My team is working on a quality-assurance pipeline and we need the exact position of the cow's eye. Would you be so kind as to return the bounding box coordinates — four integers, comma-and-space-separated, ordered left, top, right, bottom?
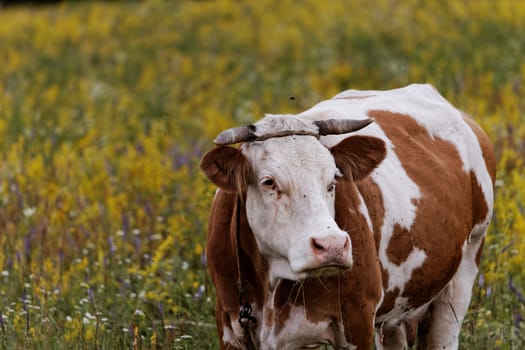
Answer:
263, 179, 274, 186
261, 178, 276, 188
328, 182, 336, 192
260, 177, 281, 195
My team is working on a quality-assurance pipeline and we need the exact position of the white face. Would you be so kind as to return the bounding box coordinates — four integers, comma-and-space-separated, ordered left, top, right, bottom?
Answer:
241, 135, 353, 284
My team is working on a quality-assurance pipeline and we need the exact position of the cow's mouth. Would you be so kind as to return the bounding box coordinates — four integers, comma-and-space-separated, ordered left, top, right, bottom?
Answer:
299, 263, 350, 278
300, 340, 331, 349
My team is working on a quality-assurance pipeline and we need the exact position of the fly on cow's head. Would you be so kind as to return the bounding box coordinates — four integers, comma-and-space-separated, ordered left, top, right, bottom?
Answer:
201, 115, 386, 285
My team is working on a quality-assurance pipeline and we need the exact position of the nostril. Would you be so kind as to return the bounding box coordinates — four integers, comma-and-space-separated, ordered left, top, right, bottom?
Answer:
343, 236, 349, 249
311, 237, 326, 252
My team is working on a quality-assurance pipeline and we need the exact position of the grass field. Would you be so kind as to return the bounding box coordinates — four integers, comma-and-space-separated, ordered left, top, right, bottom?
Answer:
0, 0, 524, 349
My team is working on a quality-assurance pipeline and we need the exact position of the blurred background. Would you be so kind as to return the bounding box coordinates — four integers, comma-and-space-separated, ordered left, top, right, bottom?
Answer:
0, 0, 523, 348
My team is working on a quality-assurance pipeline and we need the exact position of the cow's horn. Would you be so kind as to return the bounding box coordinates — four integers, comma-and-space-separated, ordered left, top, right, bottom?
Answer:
314, 118, 374, 135
213, 125, 256, 145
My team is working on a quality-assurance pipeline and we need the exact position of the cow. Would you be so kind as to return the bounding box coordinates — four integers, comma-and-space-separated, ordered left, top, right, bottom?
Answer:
200, 84, 496, 350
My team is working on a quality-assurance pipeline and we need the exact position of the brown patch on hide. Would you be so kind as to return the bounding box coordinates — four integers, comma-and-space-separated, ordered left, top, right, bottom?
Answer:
369, 110, 472, 309
386, 224, 415, 266
356, 177, 385, 254
376, 287, 400, 316
206, 190, 268, 346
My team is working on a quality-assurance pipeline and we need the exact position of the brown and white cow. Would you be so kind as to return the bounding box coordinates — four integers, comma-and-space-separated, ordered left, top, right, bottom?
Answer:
200, 84, 496, 349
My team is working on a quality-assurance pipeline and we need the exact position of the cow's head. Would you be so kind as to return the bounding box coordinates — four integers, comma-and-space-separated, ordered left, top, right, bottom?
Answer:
201, 115, 386, 284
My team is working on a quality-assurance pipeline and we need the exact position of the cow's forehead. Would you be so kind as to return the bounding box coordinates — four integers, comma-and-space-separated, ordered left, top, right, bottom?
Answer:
242, 136, 337, 182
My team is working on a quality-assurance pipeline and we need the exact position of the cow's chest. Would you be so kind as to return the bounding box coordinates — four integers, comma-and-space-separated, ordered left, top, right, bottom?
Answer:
255, 282, 356, 350
258, 306, 324, 349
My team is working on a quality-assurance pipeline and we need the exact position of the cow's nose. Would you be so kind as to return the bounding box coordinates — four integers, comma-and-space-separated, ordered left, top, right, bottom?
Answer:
310, 234, 350, 266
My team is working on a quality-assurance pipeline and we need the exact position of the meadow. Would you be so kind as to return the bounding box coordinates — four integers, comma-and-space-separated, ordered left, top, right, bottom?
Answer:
0, 0, 524, 348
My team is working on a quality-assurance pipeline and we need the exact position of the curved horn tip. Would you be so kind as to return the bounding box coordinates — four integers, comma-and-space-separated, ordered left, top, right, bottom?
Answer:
213, 133, 231, 146
315, 117, 375, 135
212, 126, 254, 146
360, 118, 375, 127
348, 117, 375, 132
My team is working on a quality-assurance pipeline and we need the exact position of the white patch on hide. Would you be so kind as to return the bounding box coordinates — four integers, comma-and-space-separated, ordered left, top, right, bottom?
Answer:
223, 324, 243, 349
357, 191, 373, 233
260, 304, 355, 350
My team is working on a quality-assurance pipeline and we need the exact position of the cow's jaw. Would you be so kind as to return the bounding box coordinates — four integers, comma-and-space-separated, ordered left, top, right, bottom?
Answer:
267, 258, 352, 287
242, 136, 353, 284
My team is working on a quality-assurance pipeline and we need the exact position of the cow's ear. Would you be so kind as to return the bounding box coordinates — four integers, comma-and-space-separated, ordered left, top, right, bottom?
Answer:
200, 146, 250, 193
331, 136, 386, 181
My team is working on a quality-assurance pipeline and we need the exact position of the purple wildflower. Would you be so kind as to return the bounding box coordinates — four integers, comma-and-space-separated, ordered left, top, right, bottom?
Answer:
194, 285, 205, 302
515, 311, 523, 335
58, 249, 64, 265
24, 234, 31, 257
134, 236, 141, 254
144, 202, 153, 218
88, 288, 95, 305
80, 225, 90, 239
121, 211, 129, 236
129, 322, 135, 339
509, 276, 525, 304
6, 256, 13, 271
108, 236, 116, 255
201, 250, 207, 267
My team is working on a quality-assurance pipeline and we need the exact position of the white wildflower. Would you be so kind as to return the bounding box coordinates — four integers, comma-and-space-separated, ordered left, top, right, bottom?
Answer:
149, 233, 162, 241
134, 309, 145, 317
23, 207, 36, 217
